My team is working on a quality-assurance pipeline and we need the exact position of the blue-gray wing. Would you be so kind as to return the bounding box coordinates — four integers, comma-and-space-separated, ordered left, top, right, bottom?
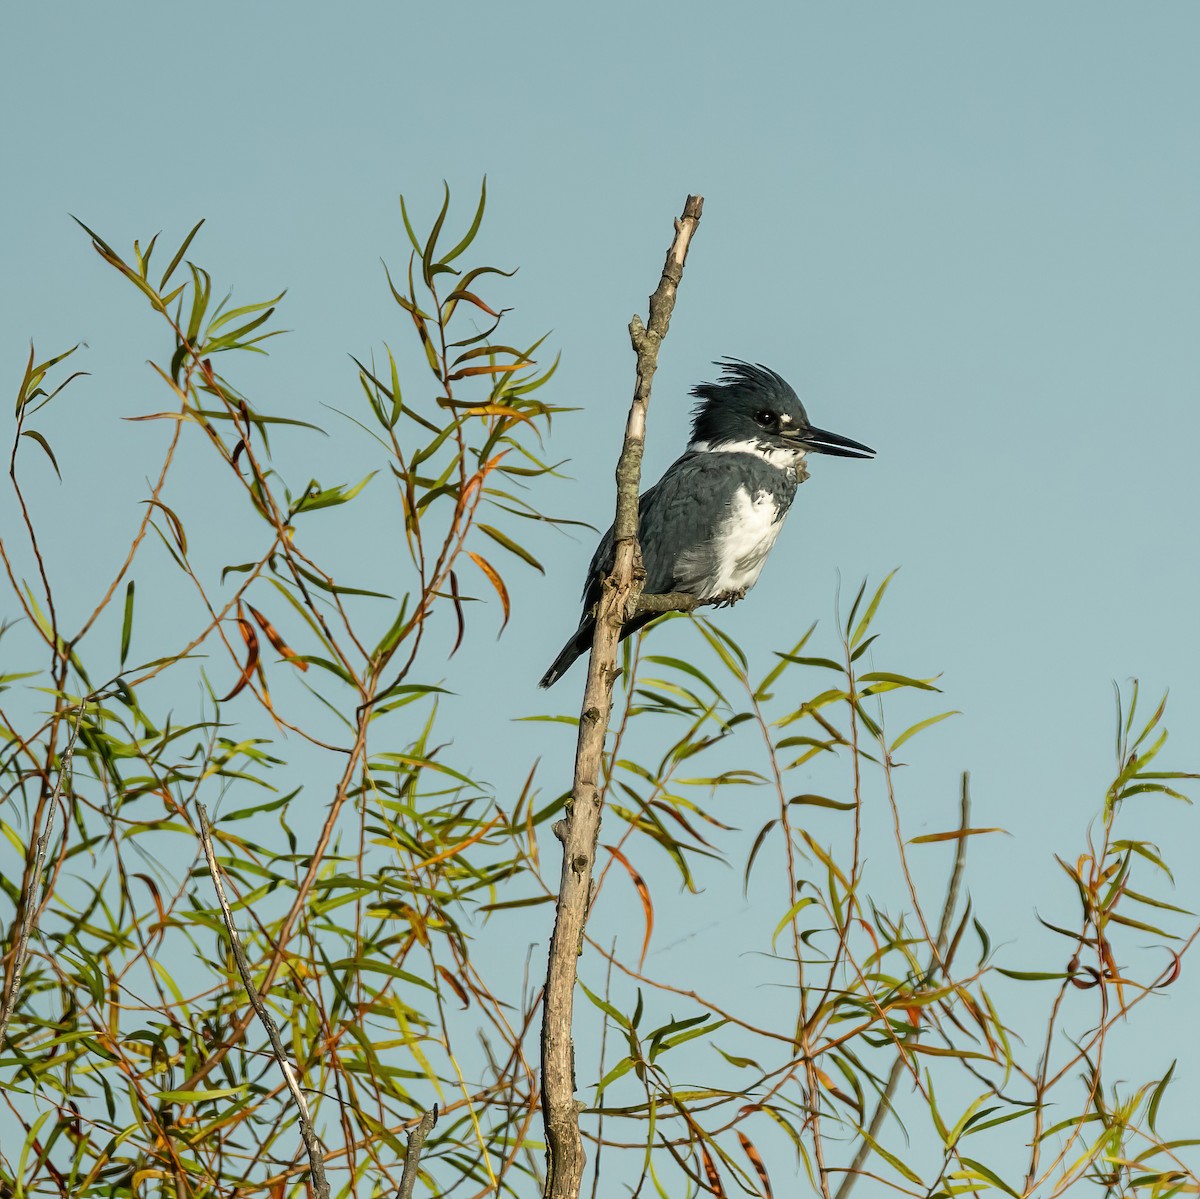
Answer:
540, 452, 795, 688
584, 451, 795, 599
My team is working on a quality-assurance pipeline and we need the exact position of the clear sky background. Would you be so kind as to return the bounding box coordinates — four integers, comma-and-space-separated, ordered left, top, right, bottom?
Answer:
4, 0, 1200, 1186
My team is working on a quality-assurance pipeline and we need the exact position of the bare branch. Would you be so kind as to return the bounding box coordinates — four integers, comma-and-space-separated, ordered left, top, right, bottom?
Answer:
396, 1106, 438, 1199
539, 194, 704, 1199
196, 802, 331, 1199
630, 590, 713, 617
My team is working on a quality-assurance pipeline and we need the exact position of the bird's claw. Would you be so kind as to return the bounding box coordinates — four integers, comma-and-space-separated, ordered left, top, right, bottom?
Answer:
711, 587, 747, 608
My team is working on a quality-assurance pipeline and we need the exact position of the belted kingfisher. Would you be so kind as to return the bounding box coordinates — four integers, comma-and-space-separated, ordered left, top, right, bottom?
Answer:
539, 360, 874, 688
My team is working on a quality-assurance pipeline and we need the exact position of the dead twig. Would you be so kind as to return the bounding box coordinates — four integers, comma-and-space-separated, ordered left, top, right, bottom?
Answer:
539, 194, 704, 1199
396, 1106, 438, 1199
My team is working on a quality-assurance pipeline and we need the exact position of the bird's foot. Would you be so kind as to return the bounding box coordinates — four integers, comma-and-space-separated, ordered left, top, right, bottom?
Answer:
711, 587, 747, 608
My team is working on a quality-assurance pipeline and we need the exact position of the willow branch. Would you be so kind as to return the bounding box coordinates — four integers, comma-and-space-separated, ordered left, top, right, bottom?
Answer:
0, 701, 87, 1047
539, 194, 704, 1199
197, 802, 330, 1199
834, 772, 972, 1199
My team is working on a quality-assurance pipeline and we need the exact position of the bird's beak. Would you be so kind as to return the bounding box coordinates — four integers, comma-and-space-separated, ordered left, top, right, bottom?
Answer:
789, 424, 875, 459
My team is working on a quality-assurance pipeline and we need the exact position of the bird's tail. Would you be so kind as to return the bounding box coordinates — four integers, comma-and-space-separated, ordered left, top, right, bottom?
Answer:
539, 612, 665, 688
538, 619, 594, 689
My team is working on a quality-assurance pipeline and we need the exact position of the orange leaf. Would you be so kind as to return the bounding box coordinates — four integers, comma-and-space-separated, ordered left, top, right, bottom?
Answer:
436, 965, 471, 1009
220, 610, 259, 702
246, 604, 308, 671
815, 1066, 857, 1107
736, 1131, 773, 1199
133, 873, 167, 930
1159, 950, 1183, 988
699, 1143, 726, 1197
604, 844, 653, 969
467, 551, 510, 632
445, 289, 498, 317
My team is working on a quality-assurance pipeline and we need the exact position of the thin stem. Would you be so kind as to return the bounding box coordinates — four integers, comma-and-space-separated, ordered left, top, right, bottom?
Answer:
0, 701, 87, 1046
196, 802, 330, 1199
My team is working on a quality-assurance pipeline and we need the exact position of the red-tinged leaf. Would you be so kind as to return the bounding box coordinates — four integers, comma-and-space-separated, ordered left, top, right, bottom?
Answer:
909, 827, 1007, 845
814, 1066, 857, 1107
1158, 950, 1183, 988
133, 872, 167, 930
444, 288, 499, 317
448, 570, 466, 656
444, 361, 529, 382
467, 551, 510, 632
141, 498, 188, 556
700, 1143, 726, 1197
220, 611, 260, 702
20, 430, 61, 479
436, 965, 470, 1009
246, 604, 308, 671
737, 1132, 772, 1199
231, 438, 246, 471
452, 342, 529, 366
605, 843, 654, 969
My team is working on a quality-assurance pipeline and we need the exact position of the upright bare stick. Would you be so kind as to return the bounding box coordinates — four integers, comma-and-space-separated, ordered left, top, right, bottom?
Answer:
540, 194, 704, 1199
196, 803, 330, 1199
396, 1106, 438, 1199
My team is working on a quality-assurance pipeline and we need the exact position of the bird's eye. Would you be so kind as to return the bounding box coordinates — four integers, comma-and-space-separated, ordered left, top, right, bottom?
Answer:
753, 410, 774, 428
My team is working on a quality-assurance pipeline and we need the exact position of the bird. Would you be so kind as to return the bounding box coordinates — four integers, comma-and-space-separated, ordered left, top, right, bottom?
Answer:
539, 359, 874, 688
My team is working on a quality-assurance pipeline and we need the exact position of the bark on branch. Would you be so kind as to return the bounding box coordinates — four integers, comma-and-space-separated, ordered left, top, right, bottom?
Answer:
396, 1106, 437, 1199
539, 194, 704, 1199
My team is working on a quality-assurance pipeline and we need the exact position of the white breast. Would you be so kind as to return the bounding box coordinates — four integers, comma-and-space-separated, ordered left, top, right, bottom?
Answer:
707, 486, 784, 597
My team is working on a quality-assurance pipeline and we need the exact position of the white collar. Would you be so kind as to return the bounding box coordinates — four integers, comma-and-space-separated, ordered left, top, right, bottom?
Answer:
687, 438, 807, 471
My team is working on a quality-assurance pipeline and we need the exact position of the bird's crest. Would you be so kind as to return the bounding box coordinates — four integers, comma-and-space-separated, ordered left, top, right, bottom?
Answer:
689, 359, 809, 445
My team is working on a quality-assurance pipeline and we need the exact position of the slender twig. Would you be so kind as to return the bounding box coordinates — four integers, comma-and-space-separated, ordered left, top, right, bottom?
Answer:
196, 802, 330, 1199
0, 701, 87, 1047
540, 194, 703, 1199
833, 772, 972, 1199
396, 1106, 438, 1199
589, 939, 618, 1199
631, 590, 712, 617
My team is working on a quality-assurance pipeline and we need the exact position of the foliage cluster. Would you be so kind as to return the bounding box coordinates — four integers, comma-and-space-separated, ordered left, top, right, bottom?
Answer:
1, 188, 1198, 1198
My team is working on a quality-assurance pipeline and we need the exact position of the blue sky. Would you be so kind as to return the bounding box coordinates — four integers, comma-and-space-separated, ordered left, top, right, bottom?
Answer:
4, 0, 1200, 1185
